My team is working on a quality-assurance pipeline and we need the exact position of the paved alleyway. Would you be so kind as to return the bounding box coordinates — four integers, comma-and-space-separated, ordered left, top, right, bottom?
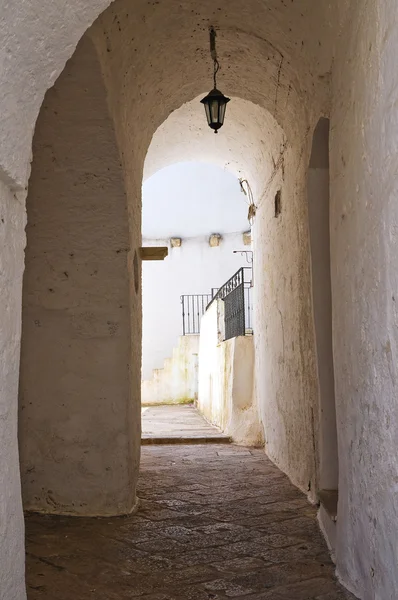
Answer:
26, 445, 354, 600
142, 405, 231, 444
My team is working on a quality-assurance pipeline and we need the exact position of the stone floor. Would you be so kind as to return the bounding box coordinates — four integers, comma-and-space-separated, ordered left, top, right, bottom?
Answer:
141, 405, 230, 444
25, 445, 354, 600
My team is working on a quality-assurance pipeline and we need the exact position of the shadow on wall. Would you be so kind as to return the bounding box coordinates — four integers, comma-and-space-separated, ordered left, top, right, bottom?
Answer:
307, 117, 339, 550
18, 35, 138, 517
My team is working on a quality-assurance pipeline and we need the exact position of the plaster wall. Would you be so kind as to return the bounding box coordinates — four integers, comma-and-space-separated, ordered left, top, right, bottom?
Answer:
142, 335, 199, 405
0, 182, 26, 600
330, 2, 398, 597
140, 92, 324, 502
308, 118, 338, 492
18, 37, 139, 516
0, 0, 341, 191
252, 135, 321, 501
142, 233, 249, 380
198, 302, 262, 446
0, 0, 395, 597
88, 6, 327, 516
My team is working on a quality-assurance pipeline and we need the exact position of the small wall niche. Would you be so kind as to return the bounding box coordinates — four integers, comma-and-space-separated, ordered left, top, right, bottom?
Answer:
133, 250, 140, 294
274, 190, 282, 218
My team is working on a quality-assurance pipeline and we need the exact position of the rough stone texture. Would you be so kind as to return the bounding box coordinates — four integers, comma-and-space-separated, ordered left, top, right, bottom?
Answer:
0, 0, 339, 189
1, 1, 337, 594
0, 0, 397, 598
18, 36, 139, 517
130, 19, 322, 501
25, 445, 355, 600
144, 96, 284, 204
252, 135, 320, 497
331, 2, 398, 597
0, 0, 112, 189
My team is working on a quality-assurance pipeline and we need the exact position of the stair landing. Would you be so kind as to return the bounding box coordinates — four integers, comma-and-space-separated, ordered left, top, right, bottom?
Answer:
141, 404, 231, 445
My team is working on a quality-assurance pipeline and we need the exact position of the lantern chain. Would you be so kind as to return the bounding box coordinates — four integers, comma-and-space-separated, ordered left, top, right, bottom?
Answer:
209, 26, 220, 89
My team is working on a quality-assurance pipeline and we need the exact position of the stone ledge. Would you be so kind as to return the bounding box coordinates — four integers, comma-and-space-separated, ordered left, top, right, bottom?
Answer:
141, 435, 231, 445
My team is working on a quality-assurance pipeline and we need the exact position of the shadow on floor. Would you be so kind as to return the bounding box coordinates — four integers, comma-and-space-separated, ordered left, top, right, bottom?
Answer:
26, 445, 355, 600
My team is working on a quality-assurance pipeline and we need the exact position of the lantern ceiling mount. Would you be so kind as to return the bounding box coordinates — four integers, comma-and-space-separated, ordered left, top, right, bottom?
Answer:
200, 27, 230, 134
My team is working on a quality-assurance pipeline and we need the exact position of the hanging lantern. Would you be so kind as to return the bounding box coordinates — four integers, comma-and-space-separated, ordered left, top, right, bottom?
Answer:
201, 88, 230, 133
201, 27, 230, 134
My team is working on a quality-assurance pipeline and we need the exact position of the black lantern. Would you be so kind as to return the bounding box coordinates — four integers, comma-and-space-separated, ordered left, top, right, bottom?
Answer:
201, 27, 230, 134
201, 88, 230, 133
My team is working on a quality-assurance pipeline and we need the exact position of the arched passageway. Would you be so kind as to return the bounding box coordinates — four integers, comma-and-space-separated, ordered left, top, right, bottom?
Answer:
19, 8, 327, 589
1, 1, 398, 599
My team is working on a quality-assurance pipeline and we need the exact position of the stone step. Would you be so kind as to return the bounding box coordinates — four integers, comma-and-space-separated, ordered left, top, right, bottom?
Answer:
141, 434, 231, 445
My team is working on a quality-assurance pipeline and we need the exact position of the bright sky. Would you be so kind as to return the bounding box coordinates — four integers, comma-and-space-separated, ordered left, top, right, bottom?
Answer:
142, 161, 249, 238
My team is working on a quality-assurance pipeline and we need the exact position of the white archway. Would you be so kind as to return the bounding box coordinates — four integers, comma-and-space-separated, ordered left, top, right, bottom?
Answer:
1, 1, 398, 599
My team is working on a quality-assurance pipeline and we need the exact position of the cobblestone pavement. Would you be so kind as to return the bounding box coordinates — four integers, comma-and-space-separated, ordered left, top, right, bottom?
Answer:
26, 445, 354, 600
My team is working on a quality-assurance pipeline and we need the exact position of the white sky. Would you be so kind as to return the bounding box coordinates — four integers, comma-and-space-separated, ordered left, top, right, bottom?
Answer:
142, 161, 249, 238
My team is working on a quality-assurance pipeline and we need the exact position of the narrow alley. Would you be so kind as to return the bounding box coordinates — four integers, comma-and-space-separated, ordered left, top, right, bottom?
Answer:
4, 2, 398, 598
26, 441, 354, 600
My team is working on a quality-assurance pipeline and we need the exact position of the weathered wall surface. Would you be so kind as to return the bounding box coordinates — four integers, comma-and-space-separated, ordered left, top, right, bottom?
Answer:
141, 77, 324, 501
198, 302, 262, 445
0, 0, 338, 191
0, 0, 112, 189
142, 335, 199, 405
308, 119, 338, 493
0, 182, 26, 599
3, 0, 397, 597
331, 2, 398, 597
252, 134, 321, 501
142, 233, 248, 379
18, 36, 139, 516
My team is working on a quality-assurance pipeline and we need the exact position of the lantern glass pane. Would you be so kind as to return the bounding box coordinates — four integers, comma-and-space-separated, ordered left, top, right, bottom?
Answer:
210, 99, 220, 124
219, 101, 226, 124
204, 102, 211, 125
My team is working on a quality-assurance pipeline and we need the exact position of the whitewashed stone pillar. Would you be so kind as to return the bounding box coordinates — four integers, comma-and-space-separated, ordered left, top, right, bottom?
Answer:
18, 36, 140, 517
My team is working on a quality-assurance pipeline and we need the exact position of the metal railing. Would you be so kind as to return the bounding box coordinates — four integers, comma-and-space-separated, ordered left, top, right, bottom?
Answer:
244, 283, 253, 332
181, 294, 213, 335
207, 267, 253, 340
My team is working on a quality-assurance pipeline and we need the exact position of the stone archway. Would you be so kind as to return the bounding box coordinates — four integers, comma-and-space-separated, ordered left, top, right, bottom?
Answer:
2, 1, 398, 599
4, 3, 333, 596
19, 34, 139, 517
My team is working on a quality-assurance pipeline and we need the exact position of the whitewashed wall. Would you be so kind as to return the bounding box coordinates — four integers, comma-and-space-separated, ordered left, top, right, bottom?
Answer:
330, 3, 398, 597
142, 232, 250, 380
1, 0, 397, 597
142, 335, 199, 404
197, 301, 262, 445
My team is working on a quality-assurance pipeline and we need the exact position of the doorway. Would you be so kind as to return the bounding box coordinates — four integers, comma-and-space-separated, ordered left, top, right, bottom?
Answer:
307, 118, 339, 525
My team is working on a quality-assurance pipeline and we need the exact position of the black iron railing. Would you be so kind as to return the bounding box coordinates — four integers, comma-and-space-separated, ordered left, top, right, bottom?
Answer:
244, 283, 253, 332
181, 294, 213, 335
207, 267, 253, 340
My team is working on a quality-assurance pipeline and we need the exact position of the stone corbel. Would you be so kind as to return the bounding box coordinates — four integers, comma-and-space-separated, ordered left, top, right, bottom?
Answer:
140, 247, 168, 261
